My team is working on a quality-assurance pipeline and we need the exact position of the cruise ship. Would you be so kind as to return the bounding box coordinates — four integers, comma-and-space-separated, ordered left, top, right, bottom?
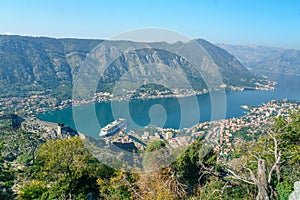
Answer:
99, 118, 127, 137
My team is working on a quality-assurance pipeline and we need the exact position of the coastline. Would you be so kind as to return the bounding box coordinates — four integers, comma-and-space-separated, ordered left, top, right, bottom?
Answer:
53, 83, 276, 112
30, 100, 300, 156
0, 77, 276, 117
37, 89, 294, 138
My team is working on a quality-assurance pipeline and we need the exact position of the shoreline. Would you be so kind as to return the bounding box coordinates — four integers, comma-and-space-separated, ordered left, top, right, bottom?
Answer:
52, 85, 276, 112
32, 99, 300, 145
37, 94, 297, 138
0, 79, 276, 117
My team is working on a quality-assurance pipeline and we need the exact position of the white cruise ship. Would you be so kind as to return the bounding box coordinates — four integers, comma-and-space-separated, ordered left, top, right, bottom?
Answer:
99, 118, 127, 137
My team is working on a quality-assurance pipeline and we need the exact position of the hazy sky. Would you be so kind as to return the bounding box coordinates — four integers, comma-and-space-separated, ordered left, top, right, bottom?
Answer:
1, 0, 300, 48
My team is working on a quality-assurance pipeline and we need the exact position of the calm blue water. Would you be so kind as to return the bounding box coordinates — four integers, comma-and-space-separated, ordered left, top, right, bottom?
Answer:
38, 74, 300, 138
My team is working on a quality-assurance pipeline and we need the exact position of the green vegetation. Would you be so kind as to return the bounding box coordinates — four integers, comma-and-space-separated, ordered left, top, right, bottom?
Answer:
0, 35, 265, 101
52, 82, 73, 102
97, 169, 138, 200
0, 35, 101, 99
0, 140, 15, 199
0, 109, 299, 199
145, 140, 165, 152
18, 137, 114, 199
142, 140, 167, 170
131, 83, 173, 99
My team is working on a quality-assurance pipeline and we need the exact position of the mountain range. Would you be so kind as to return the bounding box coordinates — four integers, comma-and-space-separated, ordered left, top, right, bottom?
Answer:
217, 44, 300, 76
0, 35, 265, 100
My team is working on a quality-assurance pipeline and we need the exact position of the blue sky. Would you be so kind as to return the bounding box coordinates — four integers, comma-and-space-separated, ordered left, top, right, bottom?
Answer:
1, 0, 300, 48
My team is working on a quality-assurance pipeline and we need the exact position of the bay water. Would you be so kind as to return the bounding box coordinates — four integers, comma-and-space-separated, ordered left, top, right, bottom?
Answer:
38, 73, 300, 138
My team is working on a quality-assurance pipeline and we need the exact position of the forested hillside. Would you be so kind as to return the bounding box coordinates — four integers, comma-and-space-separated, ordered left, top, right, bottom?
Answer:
1, 109, 299, 199
0, 35, 266, 100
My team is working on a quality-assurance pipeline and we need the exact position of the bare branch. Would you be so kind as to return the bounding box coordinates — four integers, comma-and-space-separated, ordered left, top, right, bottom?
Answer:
226, 168, 256, 185
246, 167, 270, 200
267, 130, 282, 184
122, 175, 144, 199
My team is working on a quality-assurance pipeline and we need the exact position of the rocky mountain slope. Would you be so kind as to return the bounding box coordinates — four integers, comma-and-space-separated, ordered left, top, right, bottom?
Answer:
0, 35, 264, 100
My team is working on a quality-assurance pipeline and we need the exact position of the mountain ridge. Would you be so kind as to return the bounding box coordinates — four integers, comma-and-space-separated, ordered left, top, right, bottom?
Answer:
217, 43, 300, 76
0, 35, 265, 100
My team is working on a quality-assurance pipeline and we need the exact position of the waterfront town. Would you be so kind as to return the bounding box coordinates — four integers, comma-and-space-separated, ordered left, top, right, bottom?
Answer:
0, 95, 56, 116
0, 80, 275, 117
190, 100, 300, 159
3, 99, 297, 161
99, 100, 299, 160
0, 77, 285, 162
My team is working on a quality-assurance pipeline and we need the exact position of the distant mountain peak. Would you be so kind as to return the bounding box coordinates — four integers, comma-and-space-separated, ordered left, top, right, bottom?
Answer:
218, 43, 300, 76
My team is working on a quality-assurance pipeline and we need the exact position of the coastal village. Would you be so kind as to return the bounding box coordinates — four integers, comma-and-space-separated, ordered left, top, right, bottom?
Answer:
0, 79, 275, 117
0, 94, 58, 116
99, 100, 299, 160
0, 92, 299, 200
2, 99, 297, 162
0, 78, 291, 163
190, 100, 300, 159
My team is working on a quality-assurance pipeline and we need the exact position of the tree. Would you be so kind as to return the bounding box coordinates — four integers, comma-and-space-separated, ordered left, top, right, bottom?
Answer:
0, 142, 15, 199
142, 140, 167, 170
34, 136, 97, 199
146, 140, 165, 152
97, 168, 139, 200
18, 180, 47, 200
138, 139, 217, 199
173, 139, 216, 187
136, 167, 179, 200
225, 109, 300, 200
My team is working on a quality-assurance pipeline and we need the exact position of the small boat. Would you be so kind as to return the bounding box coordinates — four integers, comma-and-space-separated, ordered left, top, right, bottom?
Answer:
241, 105, 249, 110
